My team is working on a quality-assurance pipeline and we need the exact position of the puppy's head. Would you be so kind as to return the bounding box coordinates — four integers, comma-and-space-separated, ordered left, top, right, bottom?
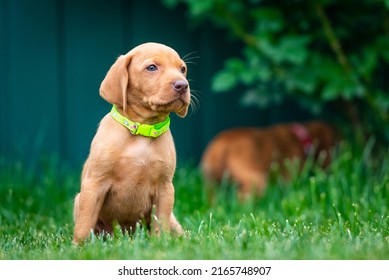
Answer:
99, 42, 191, 119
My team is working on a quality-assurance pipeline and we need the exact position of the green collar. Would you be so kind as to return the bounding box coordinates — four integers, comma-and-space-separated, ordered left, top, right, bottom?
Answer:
110, 105, 170, 138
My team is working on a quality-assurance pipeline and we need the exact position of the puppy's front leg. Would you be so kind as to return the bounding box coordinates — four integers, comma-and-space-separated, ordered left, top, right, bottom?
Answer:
152, 183, 179, 235
73, 183, 108, 244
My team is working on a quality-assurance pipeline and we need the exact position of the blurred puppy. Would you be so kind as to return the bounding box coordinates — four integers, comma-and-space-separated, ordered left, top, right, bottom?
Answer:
201, 121, 336, 199
73, 43, 190, 244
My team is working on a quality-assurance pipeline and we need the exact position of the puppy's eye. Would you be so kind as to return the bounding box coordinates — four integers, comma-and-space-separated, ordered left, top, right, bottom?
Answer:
180, 66, 186, 74
146, 64, 158, 72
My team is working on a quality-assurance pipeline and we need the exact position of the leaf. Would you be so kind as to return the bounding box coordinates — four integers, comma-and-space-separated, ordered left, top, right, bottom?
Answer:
312, 55, 343, 81
212, 70, 238, 92
225, 58, 245, 72
322, 81, 342, 101
285, 67, 317, 95
321, 77, 362, 102
241, 68, 261, 85
252, 8, 284, 33
230, 58, 257, 85
188, 0, 214, 16
375, 35, 389, 62
375, 90, 389, 111
257, 35, 310, 65
353, 47, 378, 80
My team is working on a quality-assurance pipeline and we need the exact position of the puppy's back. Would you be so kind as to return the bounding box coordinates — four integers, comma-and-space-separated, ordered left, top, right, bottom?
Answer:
201, 128, 270, 185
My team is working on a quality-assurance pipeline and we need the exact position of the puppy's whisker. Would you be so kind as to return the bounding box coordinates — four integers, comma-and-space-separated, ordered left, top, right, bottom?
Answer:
184, 57, 200, 62
182, 51, 198, 58
191, 98, 200, 111
191, 90, 201, 99
184, 56, 200, 62
184, 60, 198, 66
183, 51, 200, 67
189, 89, 201, 114
183, 55, 200, 61
189, 102, 198, 116
182, 51, 198, 61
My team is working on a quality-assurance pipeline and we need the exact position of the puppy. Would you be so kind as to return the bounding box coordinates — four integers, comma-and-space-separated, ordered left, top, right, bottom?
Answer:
201, 121, 336, 199
73, 43, 190, 244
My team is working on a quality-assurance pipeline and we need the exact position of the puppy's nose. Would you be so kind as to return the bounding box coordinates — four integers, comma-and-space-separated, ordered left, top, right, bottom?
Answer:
172, 80, 189, 94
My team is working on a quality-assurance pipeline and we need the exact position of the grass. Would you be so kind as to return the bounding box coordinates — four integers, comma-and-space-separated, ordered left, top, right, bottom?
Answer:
0, 141, 388, 260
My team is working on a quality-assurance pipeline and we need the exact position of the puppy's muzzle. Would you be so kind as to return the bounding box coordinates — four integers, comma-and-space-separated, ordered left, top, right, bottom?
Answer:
172, 80, 189, 95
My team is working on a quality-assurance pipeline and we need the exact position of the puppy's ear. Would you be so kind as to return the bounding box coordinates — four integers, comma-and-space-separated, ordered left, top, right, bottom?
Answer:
176, 105, 189, 118
99, 54, 132, 110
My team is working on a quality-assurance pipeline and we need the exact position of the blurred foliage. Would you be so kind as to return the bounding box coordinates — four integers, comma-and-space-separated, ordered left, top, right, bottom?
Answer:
163, 0, 389, 143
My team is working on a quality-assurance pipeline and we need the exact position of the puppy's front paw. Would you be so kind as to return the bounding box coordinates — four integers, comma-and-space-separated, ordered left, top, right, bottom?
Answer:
72, 236, 82, 246
169, 213, 183, 236
172, 223, 184, 236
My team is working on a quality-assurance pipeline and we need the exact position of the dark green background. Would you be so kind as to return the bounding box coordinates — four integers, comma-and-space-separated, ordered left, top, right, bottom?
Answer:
0, 0, 311, 166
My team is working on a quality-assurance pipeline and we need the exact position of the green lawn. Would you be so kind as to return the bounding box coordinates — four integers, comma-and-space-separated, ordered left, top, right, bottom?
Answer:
0, 141, 388, 259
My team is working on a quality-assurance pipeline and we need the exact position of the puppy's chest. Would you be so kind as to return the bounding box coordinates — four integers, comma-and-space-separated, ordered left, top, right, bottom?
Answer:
118, 137, 176, 184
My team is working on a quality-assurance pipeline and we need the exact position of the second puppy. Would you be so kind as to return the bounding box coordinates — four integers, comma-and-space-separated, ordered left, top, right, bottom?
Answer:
201, 121, 336, 199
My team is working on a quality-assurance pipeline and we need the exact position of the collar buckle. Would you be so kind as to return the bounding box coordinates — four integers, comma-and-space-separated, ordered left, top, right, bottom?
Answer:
129, 123, 138, 135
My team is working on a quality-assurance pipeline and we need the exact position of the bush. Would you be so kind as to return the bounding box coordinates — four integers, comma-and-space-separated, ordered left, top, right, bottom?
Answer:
163, 0, 389, 144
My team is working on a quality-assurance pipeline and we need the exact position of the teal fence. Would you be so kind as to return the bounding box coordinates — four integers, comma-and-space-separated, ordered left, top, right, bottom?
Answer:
0, 0, 310, 166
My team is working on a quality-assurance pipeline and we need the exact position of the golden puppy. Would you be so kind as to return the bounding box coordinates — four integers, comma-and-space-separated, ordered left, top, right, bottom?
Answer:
201, 121, 336, 199
73, 43, 190, 244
